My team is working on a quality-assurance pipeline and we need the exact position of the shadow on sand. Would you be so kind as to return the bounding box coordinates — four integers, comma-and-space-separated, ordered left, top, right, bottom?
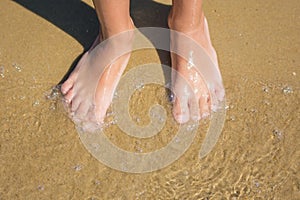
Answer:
13, 0, 172, 84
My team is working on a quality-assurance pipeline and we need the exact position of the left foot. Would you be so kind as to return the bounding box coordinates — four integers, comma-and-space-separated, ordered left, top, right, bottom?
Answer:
169, 13, 224, 123
61, 19, 135, 131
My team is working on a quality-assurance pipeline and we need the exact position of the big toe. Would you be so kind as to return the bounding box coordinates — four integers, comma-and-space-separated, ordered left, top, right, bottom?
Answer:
172, 96, 190, 124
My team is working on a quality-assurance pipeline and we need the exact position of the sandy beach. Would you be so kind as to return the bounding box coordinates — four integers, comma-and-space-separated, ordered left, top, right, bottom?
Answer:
0, 0, 299, 199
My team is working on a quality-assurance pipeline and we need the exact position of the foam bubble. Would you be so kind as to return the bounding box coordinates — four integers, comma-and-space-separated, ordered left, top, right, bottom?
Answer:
0, 65, 4, 78
282, 86, 293, 94
37, 185, 44, 191
262, 86, 269, 93
12, 63, 22, 72
73, 164, 82, 171
32, 100, 40, 107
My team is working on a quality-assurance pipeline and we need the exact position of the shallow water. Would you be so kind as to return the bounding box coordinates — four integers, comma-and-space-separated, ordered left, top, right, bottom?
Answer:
0, 0, 299, 199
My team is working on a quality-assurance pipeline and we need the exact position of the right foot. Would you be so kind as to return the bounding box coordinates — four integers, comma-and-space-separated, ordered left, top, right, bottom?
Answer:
169, 14, 225, 123
61, 19, 135, 130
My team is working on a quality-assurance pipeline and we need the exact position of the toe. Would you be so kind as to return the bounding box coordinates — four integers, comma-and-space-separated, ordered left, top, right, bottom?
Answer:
63, 88, 74, 104
199, 93, 210, 119
188, 95, 200, 121
172, 96, 190, 124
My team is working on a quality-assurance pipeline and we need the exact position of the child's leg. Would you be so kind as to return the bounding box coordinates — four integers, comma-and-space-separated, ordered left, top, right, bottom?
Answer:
61, 0, 133, 126
169, 0, 224, 123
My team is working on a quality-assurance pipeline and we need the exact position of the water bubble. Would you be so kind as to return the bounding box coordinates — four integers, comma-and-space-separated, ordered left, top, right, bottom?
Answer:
94, 180, 101, 185
73, 164, 82, 171
225, 104, 234, 110
12, 63, 22, 72
132, 115, 141, 123
106, 118, 117, 127
111, 119, 118, 125
169, 93, 175, 102
229, 115, 236, 121
187, 124, 197, 131
202, 112, 210, 119
46, 85, 61, 100
106, 111, 115, 117
49, 102, 56, 110
272, 129, 283, 140
113, 91, 119, 99
136, 146, 143, 153
0, 65, 4, 78
254, 180, 260, 187
263, 99, 271, 105
37, 185, 45, 191
136, 82, 145, 91
32, 100, 40, 107
262, 86, 269, 93
282, 86, 293, 94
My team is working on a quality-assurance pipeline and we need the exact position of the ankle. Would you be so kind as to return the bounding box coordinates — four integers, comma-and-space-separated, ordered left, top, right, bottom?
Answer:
101, 17, 134, 39
168, 10, 205, 33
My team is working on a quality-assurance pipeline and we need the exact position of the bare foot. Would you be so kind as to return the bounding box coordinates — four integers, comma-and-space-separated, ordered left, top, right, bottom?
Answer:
169, 15, 225, 123
61, 20, 135, 130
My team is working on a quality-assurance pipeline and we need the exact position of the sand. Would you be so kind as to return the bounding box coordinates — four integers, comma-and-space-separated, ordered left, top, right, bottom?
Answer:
0, 0, 299, 199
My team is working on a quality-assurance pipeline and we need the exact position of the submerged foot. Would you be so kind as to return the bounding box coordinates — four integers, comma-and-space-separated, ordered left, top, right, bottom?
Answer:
61, 19, 134, 130
169, 14, 224, 124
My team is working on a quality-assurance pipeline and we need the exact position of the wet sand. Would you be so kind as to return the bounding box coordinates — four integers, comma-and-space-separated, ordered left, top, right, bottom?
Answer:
0, 0, 299, 199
